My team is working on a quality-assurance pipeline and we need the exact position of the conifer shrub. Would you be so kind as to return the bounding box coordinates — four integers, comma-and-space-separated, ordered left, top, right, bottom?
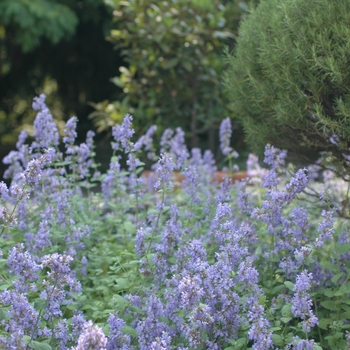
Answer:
224, 0, 350, 176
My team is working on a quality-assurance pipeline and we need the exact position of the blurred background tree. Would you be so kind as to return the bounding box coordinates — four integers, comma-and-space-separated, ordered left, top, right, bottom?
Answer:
0, 0, 255, 179
90, 0, 250, 154
0, 0, 122, 144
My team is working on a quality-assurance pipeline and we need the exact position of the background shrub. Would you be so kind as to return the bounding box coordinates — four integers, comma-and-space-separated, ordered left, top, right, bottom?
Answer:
93, 0, 246, 151
224, 0, 350, 176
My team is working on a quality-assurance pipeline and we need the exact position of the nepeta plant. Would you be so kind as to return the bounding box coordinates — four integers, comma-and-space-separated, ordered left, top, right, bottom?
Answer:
0, 95, 350, 349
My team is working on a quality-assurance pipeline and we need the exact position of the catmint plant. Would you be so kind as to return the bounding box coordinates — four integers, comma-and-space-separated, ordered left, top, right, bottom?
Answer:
1, 94, 350, 349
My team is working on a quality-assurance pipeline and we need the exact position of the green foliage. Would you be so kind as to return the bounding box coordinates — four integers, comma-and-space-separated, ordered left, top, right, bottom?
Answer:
224, 0, 350, 175
0, 0, 78, 52
0, 0, 120, 152
96, 0, 246, 147
0, 78, 66, 145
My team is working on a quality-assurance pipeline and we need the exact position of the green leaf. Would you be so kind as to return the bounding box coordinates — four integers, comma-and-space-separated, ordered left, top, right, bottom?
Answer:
324, 288, 335, 297
113, 278, 130, 291
236, 338, 247, 346
0, 307, 9, 320
163, 57, 179, 69
121, 325, 138, 337
331, 272, 344, 283
65, 303, 78, 311
109, 294, 129, 308
123, 221, 135, 233
159, 315, 170, 324
334, 288, 347, 297
162, 206, 170, 213
321, 300, 337, 310
26, 340, 52, 350
258, 295, 267, 306
272, 284, 284, 294
159, 43, 170, 53
110, 29, 123, 38
336, 243, 350, 254
318, 318, 332, 330
30, 342, 52, 350
280, 317, 292, 323
271, 333, 283, 346
34, 298, 46, 311
254, 245, 262, 256
281, 304, 292, 317
284, 281, 294, 291
323, 263, 338, 273
81, 304, 93, 310
183, 61, 193, 72
129, 304, 144, 315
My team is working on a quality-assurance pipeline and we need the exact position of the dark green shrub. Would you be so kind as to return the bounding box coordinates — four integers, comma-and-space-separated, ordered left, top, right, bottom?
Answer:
224, 0, 350, 175
92, 0, 247, 149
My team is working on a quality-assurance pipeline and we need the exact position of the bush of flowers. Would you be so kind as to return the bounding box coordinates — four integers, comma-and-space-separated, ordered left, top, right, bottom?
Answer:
0, 94, 350, 350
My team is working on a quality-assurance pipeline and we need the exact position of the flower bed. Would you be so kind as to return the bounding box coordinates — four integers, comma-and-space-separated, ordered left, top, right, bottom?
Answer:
0, 95, 349, 349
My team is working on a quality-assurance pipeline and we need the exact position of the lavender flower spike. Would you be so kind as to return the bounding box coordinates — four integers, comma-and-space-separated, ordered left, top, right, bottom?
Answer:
263, 144, 287, 169
63, 116, 78, 145
31, 94, 60, 150
291, 271, 318, 333
32, 93, 47, 111
150, 331, 172, 350
314, 210, 334, 247
19, 148, 53, 188
73, 320, 107, 350
154, 153, 174, 191
219, 117, 233, 156
107, 313, 132, 350
112, 114, 135, 152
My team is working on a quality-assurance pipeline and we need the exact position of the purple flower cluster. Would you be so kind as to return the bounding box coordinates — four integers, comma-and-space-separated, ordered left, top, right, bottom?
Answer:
31, 94, 60, 151
160, 127, 189, 169
263, 144, 287, 187
2, 130, 29, 182
20, 149, 53, 187
1, 95, 346, 349
154, 153, 174, 191
291, 271, 318, 333
0, 290, 40, 348
0, 243, 83, 347
107, 314, 133, 350
314, 210, 334, 247
63, 116, 78, 145
112, 114, 135, 152
136, 295, 171, 349
73, 320, 107, 350
64, 130, 96, 180
7, 243, 40, 291
134, 124, 157, 160
219, 117, 233, 156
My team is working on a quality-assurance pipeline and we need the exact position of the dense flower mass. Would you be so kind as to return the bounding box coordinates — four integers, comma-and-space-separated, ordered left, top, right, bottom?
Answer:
0, 95, 349, 349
